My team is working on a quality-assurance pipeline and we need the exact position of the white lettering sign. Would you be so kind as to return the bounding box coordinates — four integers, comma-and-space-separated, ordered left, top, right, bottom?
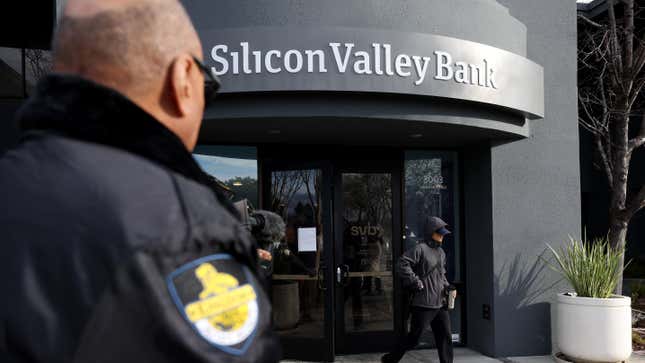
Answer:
211, 42, 498, 89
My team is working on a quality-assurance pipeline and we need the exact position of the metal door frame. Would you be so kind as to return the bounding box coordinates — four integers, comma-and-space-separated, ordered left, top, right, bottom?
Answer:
261, 156, 335, 362
331, 154, 404, 354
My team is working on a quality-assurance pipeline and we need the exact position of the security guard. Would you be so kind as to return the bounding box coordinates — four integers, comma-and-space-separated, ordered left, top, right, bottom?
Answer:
0, 0, 279, 362
382, 216, 454, 363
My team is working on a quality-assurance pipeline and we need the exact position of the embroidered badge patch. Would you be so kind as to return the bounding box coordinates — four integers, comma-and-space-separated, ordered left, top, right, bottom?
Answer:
167, 254, 259, 355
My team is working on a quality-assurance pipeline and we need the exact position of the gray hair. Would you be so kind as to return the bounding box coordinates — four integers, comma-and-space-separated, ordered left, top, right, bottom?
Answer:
53, 0, 199, 94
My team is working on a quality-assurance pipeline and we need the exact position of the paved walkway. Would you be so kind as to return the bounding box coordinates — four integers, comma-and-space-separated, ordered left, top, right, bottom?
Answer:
282, 348, 645, 362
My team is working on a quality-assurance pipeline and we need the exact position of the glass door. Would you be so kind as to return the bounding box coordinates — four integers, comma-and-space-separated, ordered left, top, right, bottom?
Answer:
262, 161, 335, 362
404, 151, 462, 347
333, 165, 403, 354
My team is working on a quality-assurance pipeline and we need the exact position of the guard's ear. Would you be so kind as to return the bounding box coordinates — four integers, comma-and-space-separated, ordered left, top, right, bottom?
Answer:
168, 54, 196, 116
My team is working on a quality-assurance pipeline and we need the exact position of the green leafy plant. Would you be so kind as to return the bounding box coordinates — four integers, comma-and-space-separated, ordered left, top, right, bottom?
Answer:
542, 235, 628, 298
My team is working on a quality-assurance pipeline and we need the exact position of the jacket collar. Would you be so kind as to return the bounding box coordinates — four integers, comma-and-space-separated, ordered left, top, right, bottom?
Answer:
16, 74, 237, 216
425, 240, 442, 249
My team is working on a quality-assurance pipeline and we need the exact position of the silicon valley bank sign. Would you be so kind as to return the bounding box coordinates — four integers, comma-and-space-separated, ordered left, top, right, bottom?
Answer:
203, 27, 544, 118
212, 43, 498, 89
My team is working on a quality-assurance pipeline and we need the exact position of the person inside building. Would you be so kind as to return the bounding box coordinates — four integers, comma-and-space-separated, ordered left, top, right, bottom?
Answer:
0, 0, 281, 362
382, 216, 454, 363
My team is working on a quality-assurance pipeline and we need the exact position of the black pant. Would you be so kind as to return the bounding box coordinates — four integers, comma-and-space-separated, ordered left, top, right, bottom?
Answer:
383, 306, 453, 363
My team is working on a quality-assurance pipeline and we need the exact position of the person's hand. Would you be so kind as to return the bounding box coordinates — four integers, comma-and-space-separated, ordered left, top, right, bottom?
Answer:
258, 249, 272, 261
415, 279, 424, 291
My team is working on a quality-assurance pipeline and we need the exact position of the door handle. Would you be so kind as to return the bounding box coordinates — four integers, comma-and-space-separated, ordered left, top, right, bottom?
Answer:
336, 264, 350, 286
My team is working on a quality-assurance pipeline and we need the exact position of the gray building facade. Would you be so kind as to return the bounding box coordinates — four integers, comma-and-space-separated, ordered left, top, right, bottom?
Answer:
182, 0, 579, 360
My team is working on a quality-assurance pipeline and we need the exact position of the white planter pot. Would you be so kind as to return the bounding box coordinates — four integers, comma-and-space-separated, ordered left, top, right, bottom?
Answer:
556, 293, 632, 362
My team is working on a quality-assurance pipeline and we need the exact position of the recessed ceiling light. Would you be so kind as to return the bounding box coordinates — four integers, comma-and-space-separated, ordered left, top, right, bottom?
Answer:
410, 133, 423, 138
268, 129, 281, 135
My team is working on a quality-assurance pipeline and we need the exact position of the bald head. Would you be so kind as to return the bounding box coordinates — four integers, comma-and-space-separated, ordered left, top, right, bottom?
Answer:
53, 0, 201, 95
51, 0, 208, 151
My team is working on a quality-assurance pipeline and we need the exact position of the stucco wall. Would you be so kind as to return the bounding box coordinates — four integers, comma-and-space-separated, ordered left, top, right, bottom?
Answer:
490, 0, 579, 356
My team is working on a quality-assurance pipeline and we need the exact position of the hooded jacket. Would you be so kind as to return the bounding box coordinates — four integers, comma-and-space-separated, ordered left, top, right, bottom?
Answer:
398, 216, 450, 308
0, 75, 280, 363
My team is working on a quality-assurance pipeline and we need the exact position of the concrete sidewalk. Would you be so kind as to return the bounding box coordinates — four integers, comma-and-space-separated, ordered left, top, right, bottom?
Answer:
282, 348, 645, 362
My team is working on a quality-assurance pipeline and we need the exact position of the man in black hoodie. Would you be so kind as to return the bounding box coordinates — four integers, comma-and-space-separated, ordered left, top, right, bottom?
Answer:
0, 0, 279, 362
382, 216, 454, 363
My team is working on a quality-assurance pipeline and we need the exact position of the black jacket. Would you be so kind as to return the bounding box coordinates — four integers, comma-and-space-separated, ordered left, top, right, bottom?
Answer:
0, 75, 280, 363
399, 241, 450, 308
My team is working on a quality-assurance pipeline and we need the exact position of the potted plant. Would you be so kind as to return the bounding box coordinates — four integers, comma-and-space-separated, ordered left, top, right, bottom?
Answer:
544, 235, 632, 362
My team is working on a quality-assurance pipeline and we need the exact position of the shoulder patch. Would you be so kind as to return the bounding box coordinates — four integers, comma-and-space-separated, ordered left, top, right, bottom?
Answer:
166, 254, 259, 355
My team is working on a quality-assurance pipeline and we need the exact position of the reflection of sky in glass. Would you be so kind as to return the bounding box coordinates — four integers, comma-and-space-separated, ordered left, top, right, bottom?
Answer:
194, 154, 257, 181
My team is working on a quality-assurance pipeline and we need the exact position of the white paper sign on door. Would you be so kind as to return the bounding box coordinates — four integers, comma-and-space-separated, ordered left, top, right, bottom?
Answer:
297, 227, 317, 252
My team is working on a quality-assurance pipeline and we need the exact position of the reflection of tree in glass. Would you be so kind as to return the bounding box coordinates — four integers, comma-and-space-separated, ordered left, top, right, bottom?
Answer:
405, 159, 443, 193
370, 175, 392, 232
405, 158, 444, 240
298, 170, 320, 219
25, 49, 53, 84
299, 170, 323, 271
342, 174, 392, 278
343, 174, 369, 222
271, 171, 305, 219
343, 174, 392, 231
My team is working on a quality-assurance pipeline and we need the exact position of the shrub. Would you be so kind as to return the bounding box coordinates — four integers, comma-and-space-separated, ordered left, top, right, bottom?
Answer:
543, 235, 627, 298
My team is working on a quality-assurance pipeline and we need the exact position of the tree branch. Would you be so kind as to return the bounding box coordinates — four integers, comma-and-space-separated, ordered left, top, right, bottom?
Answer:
629, 113, 645, 152
625, 185, 645, 218
578, 64, 613, 139
608, 0, 625, 91
578, 13, 604, 28
596, 134, 615, 187
598, 68, 612, 135
624, 0, 635, 70
579, 94, 604, 134
632, 42, 645, 79
629, 75, 645, 108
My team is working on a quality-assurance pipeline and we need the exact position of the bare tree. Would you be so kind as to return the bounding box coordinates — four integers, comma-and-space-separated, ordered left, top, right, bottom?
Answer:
299, 169, 323, 271
24, 49, 52, 84
270, 171, 304, 219
578, 0, 645, 293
